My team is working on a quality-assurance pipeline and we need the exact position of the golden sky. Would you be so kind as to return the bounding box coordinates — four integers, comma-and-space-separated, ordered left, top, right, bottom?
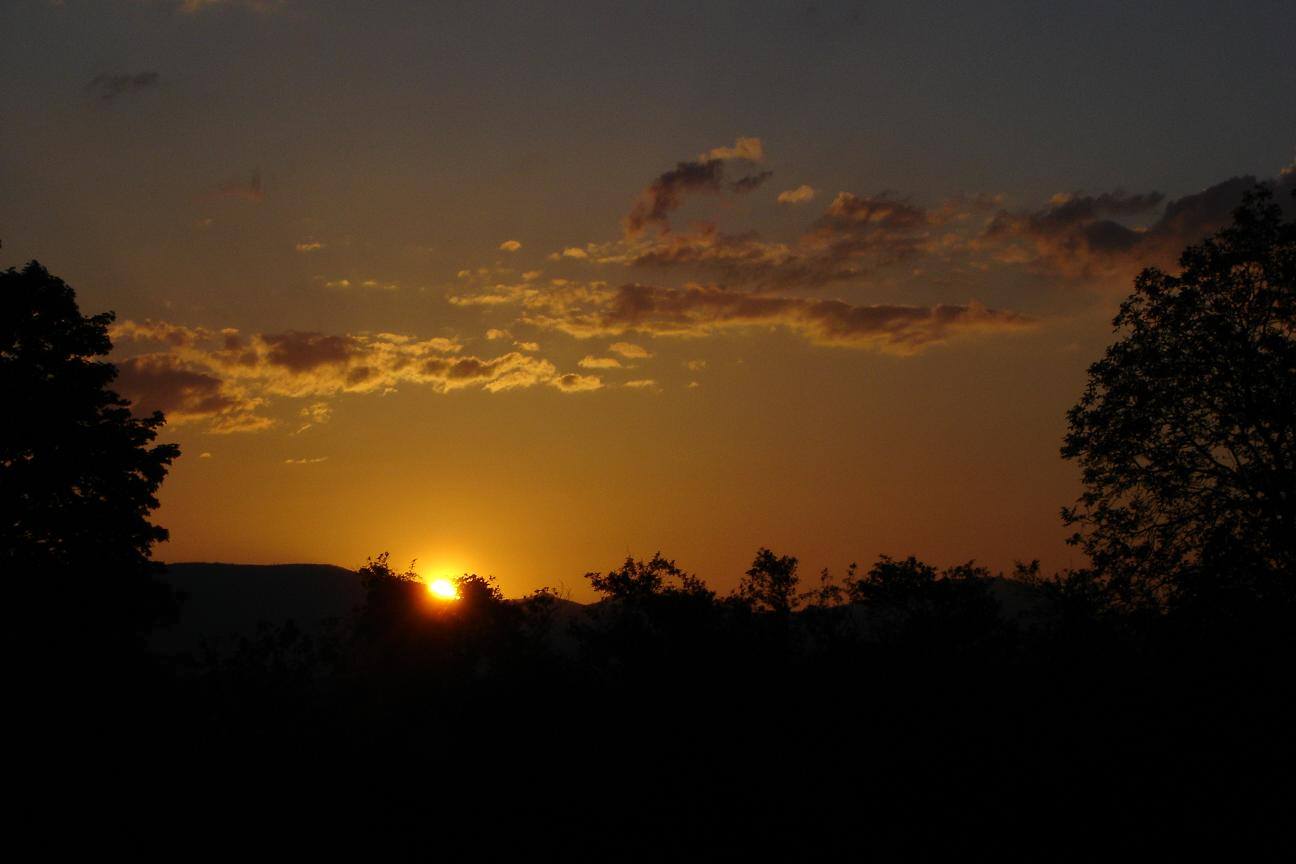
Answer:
3, 0, 1294, 598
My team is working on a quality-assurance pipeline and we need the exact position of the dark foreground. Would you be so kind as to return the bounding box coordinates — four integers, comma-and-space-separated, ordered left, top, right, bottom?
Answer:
14, 558, 1295, 860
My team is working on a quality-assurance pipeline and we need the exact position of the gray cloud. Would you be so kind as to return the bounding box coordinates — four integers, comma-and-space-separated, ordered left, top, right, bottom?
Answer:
85, 71, 159, 102
509, 282, 1034, 355
980, 173, 1296, 278
624, 139, 770, 236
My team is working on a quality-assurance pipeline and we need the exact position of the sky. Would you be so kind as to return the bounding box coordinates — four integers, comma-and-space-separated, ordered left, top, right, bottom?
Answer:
3, 0, 1294, 599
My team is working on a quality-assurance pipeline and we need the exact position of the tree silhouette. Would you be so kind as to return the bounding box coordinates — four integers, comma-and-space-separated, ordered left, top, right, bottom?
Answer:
734, 547, 800, 614
1061, 188, 1296, 613
846, 555, 1000, 645
586, 551, 711, 602
1, 261, 179, 646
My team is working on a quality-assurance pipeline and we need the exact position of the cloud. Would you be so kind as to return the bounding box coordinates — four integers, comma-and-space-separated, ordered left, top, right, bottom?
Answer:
578, 355, 622, 369
217, 169, 263, 201
499, 240, 523, 252
478, 281, 1033, 355
180, 0, 284, 12
293, 400, 332, 433
777, 185, 817, 205
301, 402, 331, 423
623, 379, 659, 390
685, 359, 707, 371
609, 342, 652, 359
702, 137, 765, 163
624, 142, 773, 237
607, 175, 1274, 291
284, 457, 328, 465
553, 373, 604, 393
111, 319, 610, 432
515, 341, 540, 352
295, 241, 325, 253
199, 452, 213, 459
114, 353, 272, 433
85, 72, 159, 102
486, 328, 512, 341
978, 173, 1296, 280
731, 171, 774, 194
606, 191, 969, 288
110, 318, 211, 348
548, 246, 589, 261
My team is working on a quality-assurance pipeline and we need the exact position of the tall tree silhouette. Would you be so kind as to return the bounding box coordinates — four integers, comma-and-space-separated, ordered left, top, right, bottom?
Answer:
1, 262, 179, 647
1061, 188, 1295, 614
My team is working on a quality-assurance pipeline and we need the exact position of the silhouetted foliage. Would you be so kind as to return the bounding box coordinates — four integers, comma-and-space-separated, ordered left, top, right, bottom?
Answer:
847, 555, 1002, 646
1, 261, 179, 648
1063, 188, 1295, 615
734, 547, 800, 613
799, 563, 852, 609
586, 551, 713, 603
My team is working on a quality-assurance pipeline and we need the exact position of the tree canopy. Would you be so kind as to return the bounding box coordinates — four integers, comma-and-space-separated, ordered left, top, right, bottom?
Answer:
1061, 187, 1296, 613
1, 261, 179, 640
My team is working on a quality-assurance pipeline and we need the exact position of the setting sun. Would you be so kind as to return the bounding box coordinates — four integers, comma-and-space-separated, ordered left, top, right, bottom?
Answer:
427, 578, 459, 600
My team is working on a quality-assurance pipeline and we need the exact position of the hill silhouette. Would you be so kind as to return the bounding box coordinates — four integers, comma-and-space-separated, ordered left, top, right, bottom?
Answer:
152, 562, 363, 653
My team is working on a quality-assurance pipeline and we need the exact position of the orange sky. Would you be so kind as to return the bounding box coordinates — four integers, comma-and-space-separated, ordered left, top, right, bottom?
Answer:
3, 0, 1294, 599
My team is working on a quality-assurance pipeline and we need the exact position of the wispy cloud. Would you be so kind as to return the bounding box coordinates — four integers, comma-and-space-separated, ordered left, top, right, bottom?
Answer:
85, 71, 159, 102
448, 278, 1033, 355
217, 169, 263, 201
624, 139, 772, 236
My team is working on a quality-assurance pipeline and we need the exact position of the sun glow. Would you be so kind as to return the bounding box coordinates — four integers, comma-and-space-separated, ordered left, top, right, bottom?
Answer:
427, 578, 459, 600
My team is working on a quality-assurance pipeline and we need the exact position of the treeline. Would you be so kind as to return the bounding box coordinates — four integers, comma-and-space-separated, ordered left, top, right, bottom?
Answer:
132, 545, 1295, 858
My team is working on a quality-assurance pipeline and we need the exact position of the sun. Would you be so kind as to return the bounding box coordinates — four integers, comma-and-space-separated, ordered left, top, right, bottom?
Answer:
427, 578, 459, 600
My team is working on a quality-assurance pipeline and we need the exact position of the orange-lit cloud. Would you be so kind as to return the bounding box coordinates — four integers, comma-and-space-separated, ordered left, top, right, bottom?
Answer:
499, 240, 523, 252
578, 355, 622, 369
777, 185, 817, 205
483, 281, 1035, 354
702, 137, 765, 162
110, 319, 606, 432
609, 342, 652, 359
